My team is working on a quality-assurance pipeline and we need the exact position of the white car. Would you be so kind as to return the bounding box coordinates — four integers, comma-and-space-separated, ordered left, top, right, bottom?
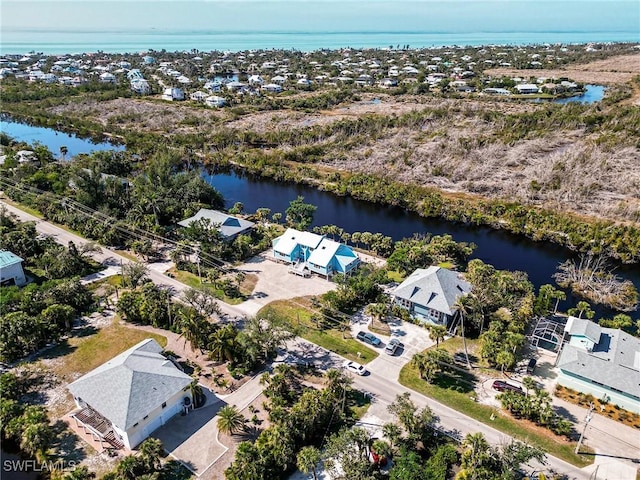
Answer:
342, 360, 367, 376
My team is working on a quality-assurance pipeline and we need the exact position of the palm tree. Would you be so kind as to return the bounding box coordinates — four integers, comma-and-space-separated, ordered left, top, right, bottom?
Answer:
428, 324, 447, 347
217, 405, 246, 435
461, 432, 490, 471
296, 446, 321, 480
138, 437, 164, 472
522, 376, 537, 397
189, 379, 205, 408
209, 324, 237, 362
382, 423, 402, 452
365, 302, 388, 330
63, 466, 96, 480
116, 455, 142, 480
454, 297, 472, 369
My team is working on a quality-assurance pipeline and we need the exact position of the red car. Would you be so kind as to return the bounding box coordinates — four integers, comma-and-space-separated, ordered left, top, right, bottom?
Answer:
492, 380, 524, 394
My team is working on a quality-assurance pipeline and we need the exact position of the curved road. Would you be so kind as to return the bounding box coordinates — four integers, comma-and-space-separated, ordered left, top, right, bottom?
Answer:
2, 200, 631, 480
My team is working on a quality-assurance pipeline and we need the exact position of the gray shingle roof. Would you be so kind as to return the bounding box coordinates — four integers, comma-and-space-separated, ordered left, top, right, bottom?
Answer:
557, 324, 640, 399
68, 339, 192, 430
178, 209, 255, 239
565, 316, 602, 344
392, 266, 471, 316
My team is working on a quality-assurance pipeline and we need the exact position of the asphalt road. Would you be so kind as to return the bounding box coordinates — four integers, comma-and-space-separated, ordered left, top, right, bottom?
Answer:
2, 200, 631, 480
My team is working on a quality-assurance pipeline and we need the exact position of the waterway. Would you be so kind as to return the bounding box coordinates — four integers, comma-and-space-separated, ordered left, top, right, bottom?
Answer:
555, 84, 605, 104
0, 118, 124, 158
1, 119, 638, 317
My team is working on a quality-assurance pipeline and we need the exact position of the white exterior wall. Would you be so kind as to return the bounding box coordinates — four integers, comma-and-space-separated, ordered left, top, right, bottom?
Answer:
557, 370, 640, 414
0, 261, 27, 286
122, 387, 190, 449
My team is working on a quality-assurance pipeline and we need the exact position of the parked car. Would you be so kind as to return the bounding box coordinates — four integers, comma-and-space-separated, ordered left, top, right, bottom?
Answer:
343, 360, 367, 376
356, 331, 381, 346
526, 358, 537, 374
492, 380, 524, 394
385, 338, 401, 355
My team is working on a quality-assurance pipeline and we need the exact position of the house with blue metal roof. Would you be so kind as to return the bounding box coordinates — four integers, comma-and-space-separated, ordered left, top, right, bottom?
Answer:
0, 250, 27, 287
272, 228, 360, 278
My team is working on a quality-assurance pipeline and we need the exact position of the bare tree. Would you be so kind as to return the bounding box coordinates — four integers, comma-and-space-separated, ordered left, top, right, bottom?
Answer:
554, 254, 638, 311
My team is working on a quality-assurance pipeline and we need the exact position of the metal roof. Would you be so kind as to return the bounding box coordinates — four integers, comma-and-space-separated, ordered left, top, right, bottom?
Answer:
272, 228, 323, 255
178, 209, 255, 239
68, 339, 192, 431
0, 250, 23, 268
392, 266, 471, 316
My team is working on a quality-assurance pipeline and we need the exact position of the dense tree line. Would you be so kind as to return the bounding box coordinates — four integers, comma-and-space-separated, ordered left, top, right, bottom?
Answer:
0, 372, 55, 464
0, 216, 94, 362
117, 285, 292, 376
224, 367, 355, 480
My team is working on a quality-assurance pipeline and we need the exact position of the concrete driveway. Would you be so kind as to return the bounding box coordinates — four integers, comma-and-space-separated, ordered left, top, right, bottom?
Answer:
350, 313, 435, 381
235, 251, 336, 316
152, 389, 226, 476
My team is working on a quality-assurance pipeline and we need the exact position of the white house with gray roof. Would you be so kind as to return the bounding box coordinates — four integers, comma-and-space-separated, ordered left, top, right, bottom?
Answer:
68, 339, 193, 450
392, 266, 471, 325
178, 208, 255, 240
556, 317, 640, 413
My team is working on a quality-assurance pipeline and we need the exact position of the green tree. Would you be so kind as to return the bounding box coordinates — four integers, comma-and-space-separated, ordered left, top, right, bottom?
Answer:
138, 437, 164, 472
427, 324, 447, 347
297, 446, 321, 480
121, 262, 149, 288
285, 196, 317, 230
324, 427, 376, 480
217, 405, 245, 435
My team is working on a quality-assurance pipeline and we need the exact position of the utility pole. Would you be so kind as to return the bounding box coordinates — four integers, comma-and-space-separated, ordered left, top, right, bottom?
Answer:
575, 402, 595, 454
194, 244, 202, 284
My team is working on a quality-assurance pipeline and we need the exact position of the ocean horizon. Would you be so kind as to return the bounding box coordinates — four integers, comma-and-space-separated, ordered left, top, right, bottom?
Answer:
1, 1, 639, 55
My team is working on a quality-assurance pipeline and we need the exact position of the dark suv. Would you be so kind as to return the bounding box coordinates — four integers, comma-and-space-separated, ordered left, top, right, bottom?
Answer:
492, 380, 524, 394
356, 331, 381, 346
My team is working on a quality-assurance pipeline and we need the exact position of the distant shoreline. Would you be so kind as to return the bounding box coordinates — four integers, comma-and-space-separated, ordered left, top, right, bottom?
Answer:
2, 32, 639, 56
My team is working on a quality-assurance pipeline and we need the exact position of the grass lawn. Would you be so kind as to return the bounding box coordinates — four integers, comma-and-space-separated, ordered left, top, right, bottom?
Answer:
50, 321, 167, 381
258, 298, 378, 364
399, 361, 594, 467
1, 197, 44, 218
169, 267, 248, 305
386, 270, 405, 283
114, 249, 139, 262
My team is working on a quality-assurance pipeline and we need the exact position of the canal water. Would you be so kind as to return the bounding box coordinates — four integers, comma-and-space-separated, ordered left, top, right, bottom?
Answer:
1, 118, 638, 317
0, 118, 125, 158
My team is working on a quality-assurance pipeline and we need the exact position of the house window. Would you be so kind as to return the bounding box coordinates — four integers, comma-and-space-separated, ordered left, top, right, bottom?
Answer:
162, 402, 167, 409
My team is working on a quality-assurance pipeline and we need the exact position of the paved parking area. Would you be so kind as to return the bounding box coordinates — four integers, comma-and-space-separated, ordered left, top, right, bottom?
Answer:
235, 251, 337, 316
349, 312, 435, 380
152, 389, 225, 476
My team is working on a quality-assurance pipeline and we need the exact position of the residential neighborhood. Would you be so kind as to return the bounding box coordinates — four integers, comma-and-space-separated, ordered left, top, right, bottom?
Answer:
0, 196, 638, 480
0, 20, 639, 480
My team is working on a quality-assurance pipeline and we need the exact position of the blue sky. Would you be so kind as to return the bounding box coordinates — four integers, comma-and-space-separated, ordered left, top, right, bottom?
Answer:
3, 1, 638, 31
